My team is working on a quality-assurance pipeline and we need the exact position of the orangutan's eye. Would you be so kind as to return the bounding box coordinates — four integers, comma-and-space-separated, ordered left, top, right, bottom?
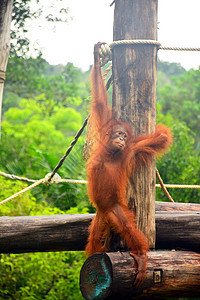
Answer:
116, 131, 122, 136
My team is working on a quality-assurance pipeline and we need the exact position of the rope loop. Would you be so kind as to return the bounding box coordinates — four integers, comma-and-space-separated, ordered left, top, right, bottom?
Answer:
99, 43, 112, 66
99, 40, 161, 66
99, 40, 200, 66
44, 173, 61, 185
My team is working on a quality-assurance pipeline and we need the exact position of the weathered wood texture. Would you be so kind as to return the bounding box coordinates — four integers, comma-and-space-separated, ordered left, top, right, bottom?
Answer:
155, 200, 200, 211
0, 0, 13, 125
80, 251, 200, 299
156, 211, 200, 251
0, 209, 199, 253
112, 0, 158, 247
0, 214, 94, 253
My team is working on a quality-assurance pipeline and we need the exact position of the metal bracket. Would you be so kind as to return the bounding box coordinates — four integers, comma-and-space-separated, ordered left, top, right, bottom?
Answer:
153, 269, 162, 284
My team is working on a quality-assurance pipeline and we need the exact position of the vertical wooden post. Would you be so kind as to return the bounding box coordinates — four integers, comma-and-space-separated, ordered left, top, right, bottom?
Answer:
0, 0, 13, 132
112, 0, 158, 247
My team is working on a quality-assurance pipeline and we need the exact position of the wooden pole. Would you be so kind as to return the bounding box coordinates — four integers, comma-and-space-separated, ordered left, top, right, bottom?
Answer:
0, 0, 13, 131
80, 251, 200, 299
112, 0, 158, 247
0, 211, 199, 253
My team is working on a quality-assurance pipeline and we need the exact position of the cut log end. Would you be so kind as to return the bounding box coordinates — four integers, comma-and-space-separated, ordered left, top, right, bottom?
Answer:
80, 253, 113, 300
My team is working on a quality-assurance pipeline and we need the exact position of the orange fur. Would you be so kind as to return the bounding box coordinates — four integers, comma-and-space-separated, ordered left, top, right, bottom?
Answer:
86, 43, 172, 287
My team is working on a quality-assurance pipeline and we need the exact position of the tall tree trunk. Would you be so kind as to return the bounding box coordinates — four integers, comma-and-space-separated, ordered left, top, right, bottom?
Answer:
0, 0, 13, 132
112, 0, 158, 247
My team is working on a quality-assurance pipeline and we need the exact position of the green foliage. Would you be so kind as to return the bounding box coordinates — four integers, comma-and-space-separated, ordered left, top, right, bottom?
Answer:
5, 57, 89, 111
157, 71, 171, 89
1, 117, 66, 174
158, 68, 200, 145
11, 0, 35, 56
34, 147, 88, 212
156, 105, 200, 203
1, 91, 21, 113
0, 177, 63, 217
5, 55, 47, 100
158, 60, 186, 77
0, 251, 85, 300
1, 82, 89, 211
36, 65, 85, 108
0, 178, 85, 299
157, 61, 186, 99
50, 107, 82, 134
0, 100, 88, 211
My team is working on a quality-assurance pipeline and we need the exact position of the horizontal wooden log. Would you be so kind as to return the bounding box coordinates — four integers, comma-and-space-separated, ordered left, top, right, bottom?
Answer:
0, 210, 199, 253
156, 211, 200, 251
0, 214, 94, 253
155, 201, 200, 211
80, 251, 200, 299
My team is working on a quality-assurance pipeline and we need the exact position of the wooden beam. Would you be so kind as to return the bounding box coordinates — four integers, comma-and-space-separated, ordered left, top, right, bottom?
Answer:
0, 210, 199, 253
155, 201, 200, 211
80, 251, 200, 299
156, 211, 200, 251
0, 214, 94, 253
112, 0, 158, 247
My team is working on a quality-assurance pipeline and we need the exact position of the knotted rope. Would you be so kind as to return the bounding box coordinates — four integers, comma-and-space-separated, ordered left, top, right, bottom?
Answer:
99, 40, 200, 66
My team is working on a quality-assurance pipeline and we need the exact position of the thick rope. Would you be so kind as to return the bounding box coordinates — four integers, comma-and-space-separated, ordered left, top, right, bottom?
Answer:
0, 171, 36, 183
155, 183, 200, 189
99, 41, 200, 66
110, 39, 161, 48
59, 179, 87, 184
111, 40, 200, 51
1, 173, 199, 206
0, 170, 199, 189
99, 44, 112, 66
0, 179, 44, 206
160, 46, 200, 51
0, 169, 199, 206
0, 173, 88, 206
